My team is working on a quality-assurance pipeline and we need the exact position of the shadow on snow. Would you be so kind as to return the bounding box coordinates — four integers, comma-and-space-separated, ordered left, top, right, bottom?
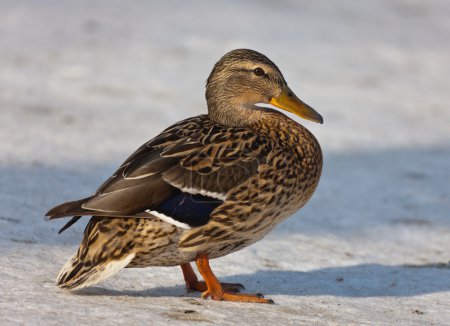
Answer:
75, 262, 450, 298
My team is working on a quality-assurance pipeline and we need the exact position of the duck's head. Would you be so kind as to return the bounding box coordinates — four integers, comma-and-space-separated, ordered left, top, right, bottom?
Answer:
206, 49, 323, 127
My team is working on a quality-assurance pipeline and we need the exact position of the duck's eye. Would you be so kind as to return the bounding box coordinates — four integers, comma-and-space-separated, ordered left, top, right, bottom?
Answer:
253, 67, 265, 76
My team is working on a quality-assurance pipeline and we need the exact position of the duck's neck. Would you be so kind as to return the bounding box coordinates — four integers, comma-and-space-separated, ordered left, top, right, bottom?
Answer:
208, 104, 299, 132
207, 102, 266, 127
252, 109, 319, 149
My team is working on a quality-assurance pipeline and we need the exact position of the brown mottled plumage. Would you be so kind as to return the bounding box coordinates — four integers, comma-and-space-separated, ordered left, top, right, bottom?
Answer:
47, 49, 323, 304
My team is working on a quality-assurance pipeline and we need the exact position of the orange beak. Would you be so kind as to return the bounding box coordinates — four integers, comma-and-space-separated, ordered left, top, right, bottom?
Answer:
270, 86, 323, 124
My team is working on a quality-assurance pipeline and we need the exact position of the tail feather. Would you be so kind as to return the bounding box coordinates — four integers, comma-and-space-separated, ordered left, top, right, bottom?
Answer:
46, 197, 94, 219
58, 216, 82, 234
56, 217, 137, 290
56, 253, 135, 290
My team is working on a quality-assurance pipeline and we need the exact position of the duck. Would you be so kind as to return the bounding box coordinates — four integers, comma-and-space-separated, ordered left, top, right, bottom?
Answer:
46, 49, 323, 304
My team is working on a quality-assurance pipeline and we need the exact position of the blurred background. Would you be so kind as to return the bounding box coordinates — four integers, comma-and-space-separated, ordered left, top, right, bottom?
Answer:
0, 0, 449, 324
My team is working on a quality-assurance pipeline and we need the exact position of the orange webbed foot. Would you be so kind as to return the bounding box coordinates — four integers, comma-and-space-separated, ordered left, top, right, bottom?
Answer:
180, 254, 274, 304
201, 289, 274, 304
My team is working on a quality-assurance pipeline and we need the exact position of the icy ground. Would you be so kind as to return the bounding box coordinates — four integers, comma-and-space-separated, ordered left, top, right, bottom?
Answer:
1, 0, 449, 325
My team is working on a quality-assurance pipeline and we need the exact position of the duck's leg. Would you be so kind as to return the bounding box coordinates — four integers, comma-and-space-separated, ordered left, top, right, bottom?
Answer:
181, 263, 206, 291
180, 262, 244, 293
194, 253, 274, 304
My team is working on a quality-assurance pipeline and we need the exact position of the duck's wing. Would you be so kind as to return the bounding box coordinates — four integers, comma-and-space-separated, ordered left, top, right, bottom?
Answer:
46, 115, 272, 231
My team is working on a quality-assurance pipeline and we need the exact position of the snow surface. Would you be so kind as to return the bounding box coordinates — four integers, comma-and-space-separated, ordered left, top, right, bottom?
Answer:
1, 0, 449, 325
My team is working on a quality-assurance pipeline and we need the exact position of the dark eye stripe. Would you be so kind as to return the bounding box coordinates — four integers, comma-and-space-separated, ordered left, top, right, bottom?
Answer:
230, 67, 268, 78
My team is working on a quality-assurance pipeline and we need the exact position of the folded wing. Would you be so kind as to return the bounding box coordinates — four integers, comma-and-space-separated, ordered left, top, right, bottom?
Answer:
46, 115, 271, 231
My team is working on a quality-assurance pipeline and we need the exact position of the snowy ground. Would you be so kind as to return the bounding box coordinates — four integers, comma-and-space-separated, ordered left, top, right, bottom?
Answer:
1, 0, 449, 325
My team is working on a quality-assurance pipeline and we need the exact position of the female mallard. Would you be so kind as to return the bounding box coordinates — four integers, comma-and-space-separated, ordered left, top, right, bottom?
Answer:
47, 49, 323, 304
